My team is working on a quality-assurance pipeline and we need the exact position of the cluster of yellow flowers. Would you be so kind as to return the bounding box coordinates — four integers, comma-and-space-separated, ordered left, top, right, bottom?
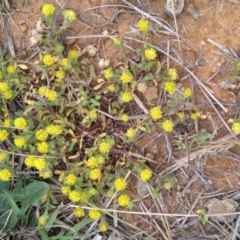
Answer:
0, 80, 13, 99
0, 168, 12, 181
38, 86, 57, 101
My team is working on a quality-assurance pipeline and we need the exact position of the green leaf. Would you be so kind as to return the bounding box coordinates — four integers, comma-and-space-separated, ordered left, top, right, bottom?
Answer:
39, 229, 51, 240
0, 180, 10, 194
45, 203, 63, 232
65, 218, 94, 236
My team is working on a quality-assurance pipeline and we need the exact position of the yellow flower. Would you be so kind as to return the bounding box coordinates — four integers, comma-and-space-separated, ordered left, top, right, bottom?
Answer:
43, 55, 54, 66
99, 222, 108, 232
97, 156, 105, 164
68, 50, 79, 59
125, 128, 136, 138
144, 48, 157, 60
89, 209, 101, 220
65, 174, 77, 185
42, 4, 55, 16
38, 86, 47, 95
3, 90, 13, 99
150, 106, 162, 121
46, 125, 62, 135
168, 68, 178, 81
232, 122, 240, 134
89, 188, 97, 196
37, 141, 49, 153
114, 178, 127, 191
81, 192, 89, 202
107, 84, 115, 92
38, 215, 48, 226
63, 10, 77, 22
164, 81, 176, 94
14, 117, 27, 129
104, 68, 114, 80
69, 190, 81, 202
162, 119, 174, 133
45, 89, 57, 101
0, 129, 9, 141
86, 157, 99, 168
121, 114, 129, 122
113, 38, 122, 46
140, 169, 152, 182
40, 169, 53, 179
73, 207, 85, 218
89, 109, 97, 119
117, 194, 130, 207
6, 65, 16, 74
120, 69, 133, 84
0, 82, 8, 92
90, 169, 101, 180
61, 186, 71, 196
3, 119, 11, 127
0, 169, 12, 181
177, 112, 185, 121
0, 153, 8, 162
183, 88, 192, 98
61, 58, 69, 67
121, 92, 133, 102
34, 158, 47, 171
99, 142, 110, 154
55, 70, 65, 80
24, 156, 35, 167
191, 113, 198, 121
36, 129, 49, 141
14, 136, 25, 147
137, 18, 149, 33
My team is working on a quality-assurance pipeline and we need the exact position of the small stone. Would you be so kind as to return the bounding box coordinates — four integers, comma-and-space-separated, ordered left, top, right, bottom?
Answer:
98, 58, 110, 68
86, 45, 98, 57
137, 82, 147, 93
19, 24, 28, 33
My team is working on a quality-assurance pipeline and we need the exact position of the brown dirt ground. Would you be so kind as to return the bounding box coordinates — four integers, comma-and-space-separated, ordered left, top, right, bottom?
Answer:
2, 0, 240, 239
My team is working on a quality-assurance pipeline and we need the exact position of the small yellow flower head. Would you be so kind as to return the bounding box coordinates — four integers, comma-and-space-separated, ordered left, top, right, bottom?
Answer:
150, 106, 163, 121
121, 114, 129, 122
97, 156, 105, 164
69, 190, 81, 202
162, 119, 174, 133
45, 89, 57, 101
38, 215, 48, 226
177, 112, 185, 121
46, 125, 62, 135
190, 113, 198, 121
114, 178, 127, 191
117, 194, 131, 207
6, 65, 16, 74
113, 38, 122, 46
3, 90, 13, 99
86, 157, 99, 168
89, 109, 97, 119
14, 136, 25, 147
99, 222, 108, 232
164, 81, 176, 94
61, 58, 69, 67
90, 169, 101, 180
81, 192, 89, 202
14, 117, 27, 129
68, 50, 79, 59
43, 55, 54, 66
38, 86, 48, 96
73, 207, 85, 218
3, 119, 11, 127
183, 88, 192, 98
55, 70, 65, 80
0, 129, 9, 141
42, 4, 55, 16
168, 68, 178, 81
107, 84, 116, 92
232, 122, 240, 134
0, 153, 8, 162
137, 18, 149, 33
65, 174, 77, 186
89, 188, 97, 196
0, 71, 3, 79
24, 156, 35, 167
36, 129, 49, 141
99, 142, 110, 154
63, 10, 77, 22
37, 141, 49, 153
0, 169, 12, 181
125, 128, 136, 138
40, 169, 53, 179
121, 92, 133, 103
34, 158, 47, 171
140, 169, 152, 182
120, 69, 133, 84
104, 68, 114, 80
89, 209, 101, 220
0, 82, 8, 92
144, 48, 157, 60
61, 185, 71, 196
